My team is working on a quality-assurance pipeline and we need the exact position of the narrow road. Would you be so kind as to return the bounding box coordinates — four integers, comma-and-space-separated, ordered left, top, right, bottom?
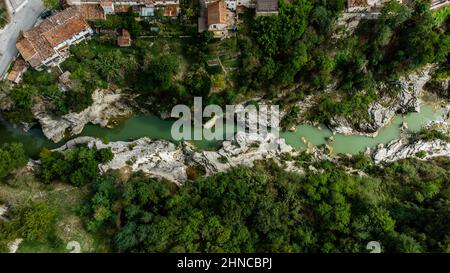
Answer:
0, 0, 44, 77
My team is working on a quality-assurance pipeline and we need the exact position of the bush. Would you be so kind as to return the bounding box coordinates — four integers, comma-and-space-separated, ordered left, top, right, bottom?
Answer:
0, 201, 57, 251
38, 146, 113, 186
0, 143, 28, 179
415, 150, 427, 159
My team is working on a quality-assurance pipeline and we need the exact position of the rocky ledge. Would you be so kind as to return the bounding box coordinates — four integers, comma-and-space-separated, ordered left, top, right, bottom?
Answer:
329, 66, 434, 136
55, 132, 294, 185
372, 138, 450, 164
372, 122, 450, 163
32, 89, 132, 143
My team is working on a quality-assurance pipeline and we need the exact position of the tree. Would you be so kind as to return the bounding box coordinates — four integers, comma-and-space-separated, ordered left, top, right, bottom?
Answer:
82, 161, 383, 252
0, 143, 27, 178
91, 50, 138, 83
0, 201, 57, 251
9, 86, 36, 109
183, 70, 211, 97
43, 0, 59, 10
38, 146, 113, 186
143, 55, 179, 92
15, 202, 57, 241
79, 155, 450, 253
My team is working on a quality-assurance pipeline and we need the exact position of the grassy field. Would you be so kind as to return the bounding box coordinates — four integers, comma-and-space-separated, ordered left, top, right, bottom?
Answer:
0, 168, 110, 253
433, 6, 450, 25
207, 37, 240, 92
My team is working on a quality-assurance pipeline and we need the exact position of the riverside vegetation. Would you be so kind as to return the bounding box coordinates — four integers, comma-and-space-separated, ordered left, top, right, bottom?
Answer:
1, 143, 450, 252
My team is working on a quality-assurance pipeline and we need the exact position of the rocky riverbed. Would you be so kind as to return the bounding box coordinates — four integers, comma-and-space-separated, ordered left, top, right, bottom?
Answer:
55, 132, 295, 185
50, 117, 450, 185
372, 137, 450, 164
329, 66, 434, 136
32, 89, 133, 143
371, 121, 450, 163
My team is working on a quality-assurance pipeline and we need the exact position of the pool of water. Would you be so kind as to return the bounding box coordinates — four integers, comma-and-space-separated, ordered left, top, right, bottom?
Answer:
281, 104, 448, 154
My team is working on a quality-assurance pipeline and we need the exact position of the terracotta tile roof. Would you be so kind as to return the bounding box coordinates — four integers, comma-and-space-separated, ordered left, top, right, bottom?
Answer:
163, 4, 179, 16
207, 0, 227, 26
7, 59, 27, 83
58, 71, 72, 85
15, 37, 35, 61
16, 7, 91, 68
44, 17, 89, 47
256, 0, 278, 12
117, 29, 131, 47
74, 4, 105, 20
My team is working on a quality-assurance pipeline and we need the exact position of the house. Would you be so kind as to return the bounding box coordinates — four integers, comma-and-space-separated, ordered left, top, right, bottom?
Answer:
117, 29, 132, 47
163, 4, 180, 17
74, 4, 106, 20
16, 7, 93, 70
6, 58, 28, 84
255, 0, 278, 16
207, 0, 228, 38
58, 71, 72, 85
67, 0, 180, 18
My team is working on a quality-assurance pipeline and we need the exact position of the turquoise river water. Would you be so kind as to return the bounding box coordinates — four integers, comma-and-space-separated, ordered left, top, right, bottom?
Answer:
0, 105, 447, 158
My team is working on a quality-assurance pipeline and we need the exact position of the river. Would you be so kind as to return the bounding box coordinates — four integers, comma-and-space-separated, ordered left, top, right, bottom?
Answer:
0, 104, 447, 158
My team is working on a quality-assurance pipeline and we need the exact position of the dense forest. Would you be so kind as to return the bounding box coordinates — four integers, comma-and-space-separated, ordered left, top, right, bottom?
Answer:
79, 156, 450, 253
1, 141, 450, 252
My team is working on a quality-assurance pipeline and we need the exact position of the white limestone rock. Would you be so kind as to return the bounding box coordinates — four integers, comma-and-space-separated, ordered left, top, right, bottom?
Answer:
33, 89, 132, 143
55, 132, 295, 185
372, 138, 450, 164
329, 66, 433, 136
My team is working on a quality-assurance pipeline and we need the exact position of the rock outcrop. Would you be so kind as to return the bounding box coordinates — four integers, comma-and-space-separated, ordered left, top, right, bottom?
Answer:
191, 132, 292, 175
7, 239, 23, 254
372, 138, 450, 164
424, 76, 449, 99
372, 121, 450, 163
33, 89, 132, 143
58, 136, 189, 184
330, 66, 433, 136
55, 132, 294, 185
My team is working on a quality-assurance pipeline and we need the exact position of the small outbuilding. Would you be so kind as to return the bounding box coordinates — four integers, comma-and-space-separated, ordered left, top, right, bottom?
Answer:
117, 29, 132, 47
6, 58, 28, 84
255, 0, 279, 16
58, 71, 72, 86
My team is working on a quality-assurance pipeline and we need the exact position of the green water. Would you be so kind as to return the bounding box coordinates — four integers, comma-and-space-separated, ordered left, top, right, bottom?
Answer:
0, 105, 447, 158
281, 105, 448, 154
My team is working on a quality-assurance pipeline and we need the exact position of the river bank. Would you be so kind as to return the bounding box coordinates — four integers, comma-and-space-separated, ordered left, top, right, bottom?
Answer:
46, 117, 450, 185
0, 101, 448, 158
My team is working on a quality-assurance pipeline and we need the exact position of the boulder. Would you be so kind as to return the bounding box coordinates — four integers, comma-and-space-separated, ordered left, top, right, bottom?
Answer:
33, 89, 132, 143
